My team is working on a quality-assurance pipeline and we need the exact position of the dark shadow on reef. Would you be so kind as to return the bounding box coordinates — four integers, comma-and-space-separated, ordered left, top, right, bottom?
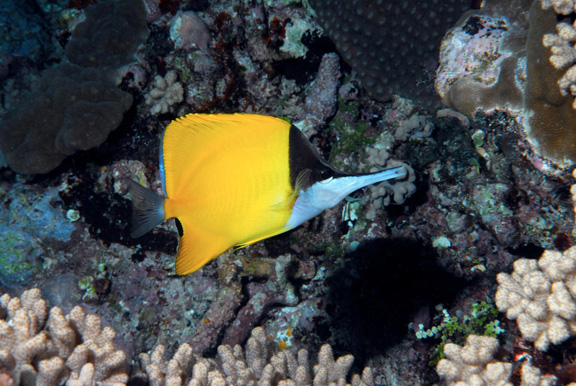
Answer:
325, 238, 469, 362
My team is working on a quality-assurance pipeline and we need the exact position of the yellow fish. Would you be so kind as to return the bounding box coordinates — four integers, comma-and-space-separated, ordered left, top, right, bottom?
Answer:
129, 113, 405, 275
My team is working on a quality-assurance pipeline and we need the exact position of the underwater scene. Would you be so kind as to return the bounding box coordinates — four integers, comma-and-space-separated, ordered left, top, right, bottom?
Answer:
2, 0, 576, 384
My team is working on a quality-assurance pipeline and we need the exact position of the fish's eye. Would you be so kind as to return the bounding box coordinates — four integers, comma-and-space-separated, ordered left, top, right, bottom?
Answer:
319, 169, 334, 183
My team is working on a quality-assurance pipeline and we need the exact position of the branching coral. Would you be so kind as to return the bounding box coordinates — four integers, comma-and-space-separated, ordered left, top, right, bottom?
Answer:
541, 0, 575, 17
436, 334, 567, 385
140, 326, 374, 386
145, 70, 184, 115
436, 335, 512, 386
495, 246, 576, 351
542, 0, 576, 108
363, 148, 416, 219
0, 288, 128, 385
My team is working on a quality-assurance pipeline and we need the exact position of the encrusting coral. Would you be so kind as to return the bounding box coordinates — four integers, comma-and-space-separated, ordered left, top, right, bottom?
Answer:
495, 246, 576, 351
0, 64, 133, 174
140, 326, 374, 386
435, 0, 576, 165
0, 288, 128, 385
0, 0, 148, 174
307, 0, 471, 106
436, 335, 512, 386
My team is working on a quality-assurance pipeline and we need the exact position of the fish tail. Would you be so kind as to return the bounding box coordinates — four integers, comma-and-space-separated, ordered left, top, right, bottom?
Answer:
125, 179, 165, 238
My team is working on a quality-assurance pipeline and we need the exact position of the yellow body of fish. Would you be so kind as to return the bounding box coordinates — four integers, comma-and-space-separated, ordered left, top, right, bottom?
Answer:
161, 114, 294, 274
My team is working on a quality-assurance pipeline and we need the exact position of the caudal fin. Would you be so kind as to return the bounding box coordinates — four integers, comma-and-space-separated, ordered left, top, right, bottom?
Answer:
126, 179, 166, 238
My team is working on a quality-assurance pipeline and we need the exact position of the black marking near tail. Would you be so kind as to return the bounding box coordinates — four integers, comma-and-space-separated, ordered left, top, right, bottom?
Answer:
175, 218, 184, 237
126, 179, 166, 238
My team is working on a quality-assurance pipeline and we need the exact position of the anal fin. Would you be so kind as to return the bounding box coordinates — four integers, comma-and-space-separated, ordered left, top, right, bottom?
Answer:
175, 219, 234, 275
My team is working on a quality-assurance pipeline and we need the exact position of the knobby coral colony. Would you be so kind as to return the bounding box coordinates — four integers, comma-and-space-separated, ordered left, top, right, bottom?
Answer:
0, 289, 373, 386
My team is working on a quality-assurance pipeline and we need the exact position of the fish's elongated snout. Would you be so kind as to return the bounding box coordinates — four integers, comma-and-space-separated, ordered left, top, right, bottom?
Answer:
348, 166, 407, 190
326, 166, 407, 204
286, 166, 407, 229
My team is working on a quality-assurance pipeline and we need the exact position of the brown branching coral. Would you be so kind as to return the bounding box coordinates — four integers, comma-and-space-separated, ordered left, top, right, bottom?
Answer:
140, 326, 374, 386
0, 288, 128, 386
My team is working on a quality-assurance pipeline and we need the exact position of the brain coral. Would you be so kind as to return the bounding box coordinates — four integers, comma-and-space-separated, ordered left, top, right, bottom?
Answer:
0, 64, 133, 174
307, 0, 472, 107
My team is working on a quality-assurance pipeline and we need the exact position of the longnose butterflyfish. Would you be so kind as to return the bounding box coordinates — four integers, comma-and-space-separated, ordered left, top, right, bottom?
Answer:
128, 113, 406, 275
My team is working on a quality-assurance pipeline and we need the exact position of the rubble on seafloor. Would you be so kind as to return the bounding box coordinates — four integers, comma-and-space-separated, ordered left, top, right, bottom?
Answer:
0, 0, 576, 385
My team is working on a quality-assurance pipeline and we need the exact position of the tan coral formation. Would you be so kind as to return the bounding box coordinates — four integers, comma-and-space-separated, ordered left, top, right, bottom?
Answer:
436, 335, 512, 386
541, 0, 576, 108
363, 147, 416, 219
140, 326, 374, 386
436, 334, 567, 385
0, 288, 128, 386
540, 0, 575, 16
520, 362, 559, 386
145, 70, 184, 115
495, 246, 576, 351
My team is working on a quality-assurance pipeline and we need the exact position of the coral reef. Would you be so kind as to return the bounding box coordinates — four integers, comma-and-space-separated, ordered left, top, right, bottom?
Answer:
0, 288, 128, 385
495, 246, 576, 351
1, 0, 575, 384
140, 326, 374, 386
436, 335, 512, 386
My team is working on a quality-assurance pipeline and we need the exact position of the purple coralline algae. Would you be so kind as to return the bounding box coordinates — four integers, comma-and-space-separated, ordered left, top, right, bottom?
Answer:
0, 184, 75, 287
